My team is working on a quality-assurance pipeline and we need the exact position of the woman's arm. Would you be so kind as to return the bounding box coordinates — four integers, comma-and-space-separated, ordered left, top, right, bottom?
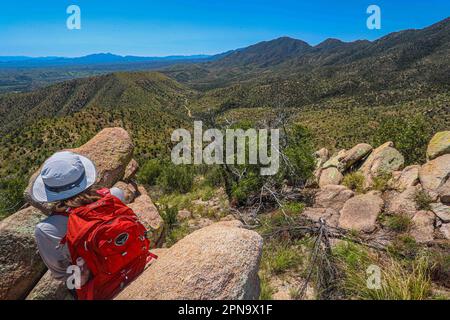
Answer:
35, 215, 72, 281
110, 186, 126, 203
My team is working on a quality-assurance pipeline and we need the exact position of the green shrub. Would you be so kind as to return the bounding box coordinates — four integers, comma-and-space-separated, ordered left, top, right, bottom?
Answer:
158, 204, 191, 247
199, 186, 215, 201
281, 124, 316, 186
371, 171, 392, 192
385, 214, 413, 233
262, 241, 303, 274
219, 123, 315, 206
414, 189, 433, 211
333, 241, 372, 270
231, 171, 263, 205
342, 172, 365, 193
165, 223, 190, 247
157, 163, 194, 193
159, 204, 178, 231
0, 177, 26, 220
137, 159, 163, 185
388, 235, 421, 259
204, 166, 224, 187
372, 115, 432, 165
282, 201, 305, 215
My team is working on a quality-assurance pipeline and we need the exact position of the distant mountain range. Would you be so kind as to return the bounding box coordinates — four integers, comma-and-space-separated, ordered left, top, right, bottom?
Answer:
0, 53, 217, 68
0, 51, 235, 93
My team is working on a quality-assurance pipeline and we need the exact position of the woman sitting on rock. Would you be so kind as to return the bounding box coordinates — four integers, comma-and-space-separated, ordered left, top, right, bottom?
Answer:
31, 151, 153, 300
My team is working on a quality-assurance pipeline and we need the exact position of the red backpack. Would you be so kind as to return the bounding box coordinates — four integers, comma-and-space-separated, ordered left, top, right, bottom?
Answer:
61, 188, 156, 300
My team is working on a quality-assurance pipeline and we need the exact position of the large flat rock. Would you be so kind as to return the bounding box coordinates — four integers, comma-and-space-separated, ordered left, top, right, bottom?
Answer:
338, 194, 384, 233
115, 221, 263, 300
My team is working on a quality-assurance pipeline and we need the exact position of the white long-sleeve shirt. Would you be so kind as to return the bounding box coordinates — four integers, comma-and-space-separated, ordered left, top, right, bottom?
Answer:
35, 187, 126, 281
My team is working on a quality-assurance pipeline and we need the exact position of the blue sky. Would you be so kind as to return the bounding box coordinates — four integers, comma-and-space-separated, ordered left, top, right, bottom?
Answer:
1, 0, 449, 57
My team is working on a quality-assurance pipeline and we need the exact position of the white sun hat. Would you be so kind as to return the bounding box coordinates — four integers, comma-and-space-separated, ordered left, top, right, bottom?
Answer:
31, 151, 97, 203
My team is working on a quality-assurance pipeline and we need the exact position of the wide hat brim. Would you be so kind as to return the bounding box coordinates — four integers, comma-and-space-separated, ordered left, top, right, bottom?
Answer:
31, 154, 97, 203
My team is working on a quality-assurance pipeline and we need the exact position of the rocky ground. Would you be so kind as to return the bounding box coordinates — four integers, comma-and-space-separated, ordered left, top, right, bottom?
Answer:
258, 130, 450, 300
310, 132, 450, 243
0, 128, 449, 300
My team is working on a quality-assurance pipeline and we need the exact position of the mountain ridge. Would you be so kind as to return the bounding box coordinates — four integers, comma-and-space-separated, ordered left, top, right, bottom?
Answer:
164, 16, 450, 90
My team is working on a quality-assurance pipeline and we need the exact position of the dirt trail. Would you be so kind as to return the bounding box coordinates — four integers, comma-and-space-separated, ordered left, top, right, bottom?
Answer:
183, 98, 192, 118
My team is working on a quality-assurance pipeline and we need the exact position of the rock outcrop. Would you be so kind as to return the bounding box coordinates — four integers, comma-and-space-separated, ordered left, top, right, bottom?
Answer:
419, 154, 450, 203
359, 142, 404, 189
431, 203, 450, 223
115, 221, 263, 300
340, 143, 373, 171
440, 223, 450, 240
123, 159, 139, 182
318, 167, 343, 187
385, 186, 420, 218
305, 134, 450, 243
338, 194, 384, 233
410, 211, 435, 243
390, 165, 420, 192
314, 185, 354, 212
0, 207, 47, 300
127, 192, 164, 247
71, 128, 134, 187
314, 148, 329, 169
4, 128, 450, 301
322, 149, 347, 170
25, 271, 72, 300
427, 131, 450, 161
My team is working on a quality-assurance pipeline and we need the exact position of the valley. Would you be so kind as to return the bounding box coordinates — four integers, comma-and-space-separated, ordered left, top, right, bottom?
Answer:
0, 16, 449, 222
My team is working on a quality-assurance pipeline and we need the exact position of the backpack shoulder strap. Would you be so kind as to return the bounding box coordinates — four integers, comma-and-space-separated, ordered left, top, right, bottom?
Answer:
96, 188, 111, 197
